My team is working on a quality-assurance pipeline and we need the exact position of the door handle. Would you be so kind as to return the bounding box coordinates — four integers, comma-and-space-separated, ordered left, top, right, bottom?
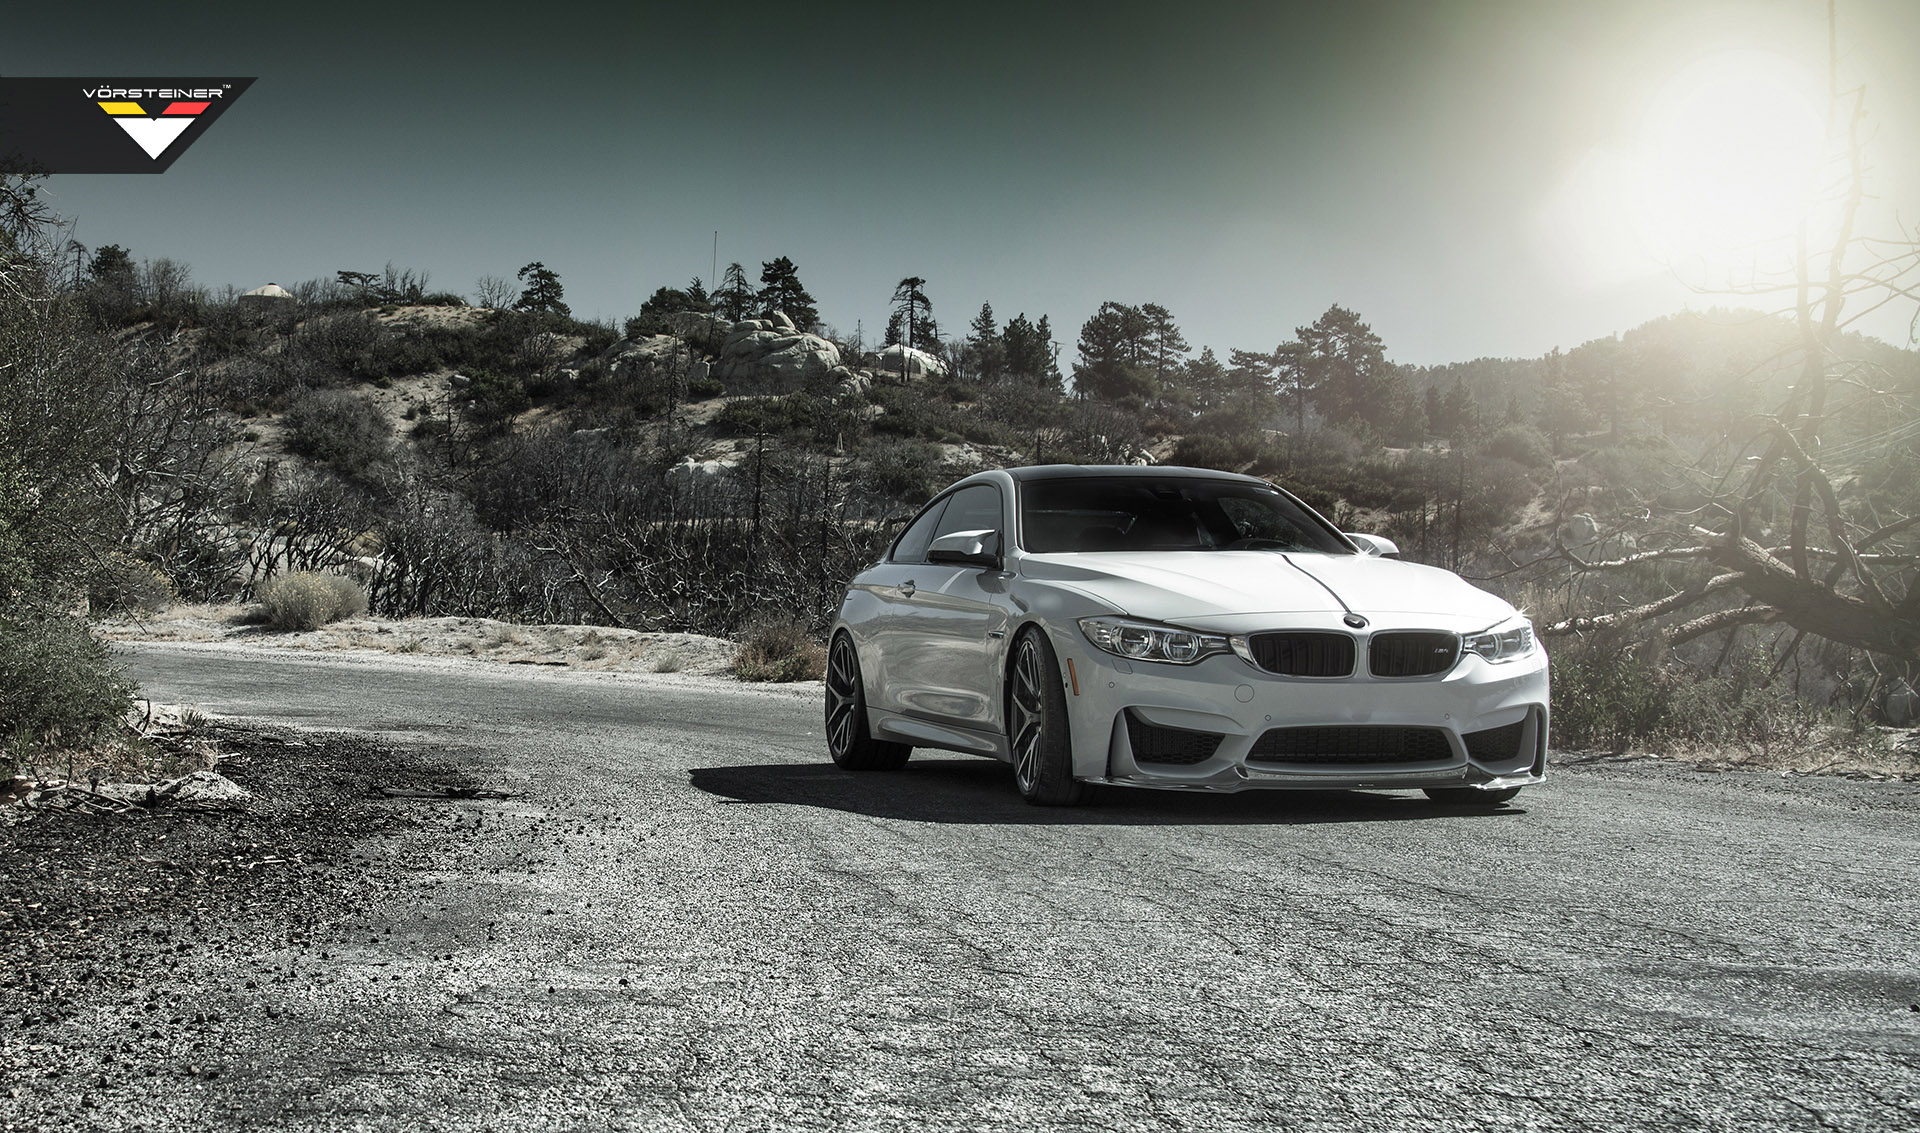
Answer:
900, 580, 916, 598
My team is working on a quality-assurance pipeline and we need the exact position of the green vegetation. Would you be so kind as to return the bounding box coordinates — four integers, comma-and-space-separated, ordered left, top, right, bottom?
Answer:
0, 607, 134, 753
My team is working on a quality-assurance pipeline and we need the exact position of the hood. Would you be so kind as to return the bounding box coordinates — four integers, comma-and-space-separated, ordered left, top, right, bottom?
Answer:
1017, 550, 1516, 631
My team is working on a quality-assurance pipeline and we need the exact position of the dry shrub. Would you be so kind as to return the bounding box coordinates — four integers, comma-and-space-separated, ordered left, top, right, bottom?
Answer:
732, 616, 826, 682
255, 571, 368, 631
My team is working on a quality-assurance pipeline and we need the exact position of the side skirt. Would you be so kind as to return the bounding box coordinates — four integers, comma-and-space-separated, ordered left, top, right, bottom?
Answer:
871, 711, 1013, 763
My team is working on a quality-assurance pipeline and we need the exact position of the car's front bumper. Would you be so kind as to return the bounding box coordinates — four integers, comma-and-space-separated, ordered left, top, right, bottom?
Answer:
1048, 625, 1550, 794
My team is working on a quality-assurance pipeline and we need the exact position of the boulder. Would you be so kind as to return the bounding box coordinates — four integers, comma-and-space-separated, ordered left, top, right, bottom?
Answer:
714, 331, 842, 391
873, 343, 947, 377
666, 456, 737, 493
724, 319, 772, 346
686, 360, 711, 385
606, 335, 684, 379
767, 310, 796, 332
667, 311, 732, 346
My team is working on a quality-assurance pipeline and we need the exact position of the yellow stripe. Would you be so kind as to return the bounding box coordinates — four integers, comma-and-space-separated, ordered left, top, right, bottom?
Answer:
97, 101, 145, 115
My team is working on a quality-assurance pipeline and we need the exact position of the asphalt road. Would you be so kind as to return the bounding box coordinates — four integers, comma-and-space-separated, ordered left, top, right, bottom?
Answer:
29, 642, 1920, 1130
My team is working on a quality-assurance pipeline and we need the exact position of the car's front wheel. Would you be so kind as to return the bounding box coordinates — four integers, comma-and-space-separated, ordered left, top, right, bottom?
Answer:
825, 634, 910, 771
1423, 786, 1522, 805
1008, 630, 1084, 806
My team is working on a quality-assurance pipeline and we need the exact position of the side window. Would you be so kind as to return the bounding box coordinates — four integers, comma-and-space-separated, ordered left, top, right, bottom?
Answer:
889, 498, 949, 564
931, 484, 1003, 541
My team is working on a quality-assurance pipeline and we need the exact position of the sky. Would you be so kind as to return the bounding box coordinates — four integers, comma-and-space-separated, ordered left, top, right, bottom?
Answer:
7, 0, 1920, 366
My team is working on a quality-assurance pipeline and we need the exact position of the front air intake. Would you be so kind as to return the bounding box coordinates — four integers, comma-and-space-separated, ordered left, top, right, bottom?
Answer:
1462, 719, 1527, 763
1369, 632, 1460, 678
1124, 712, 1224, 766
1248, 725, 1454, 765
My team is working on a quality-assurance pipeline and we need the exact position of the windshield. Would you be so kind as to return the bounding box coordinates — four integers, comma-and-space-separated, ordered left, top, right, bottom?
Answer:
1018, 477, 1353, 554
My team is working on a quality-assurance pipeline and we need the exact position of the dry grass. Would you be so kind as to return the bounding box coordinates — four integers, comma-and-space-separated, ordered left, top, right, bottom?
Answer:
731, 617, 827, 683
255, 572, 368, 631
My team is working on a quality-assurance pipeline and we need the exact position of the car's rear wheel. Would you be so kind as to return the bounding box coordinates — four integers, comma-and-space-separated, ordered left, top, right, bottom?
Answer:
825, 634, 910, 771
1009, 630, 1084, 806
1423, 786, 1522, 805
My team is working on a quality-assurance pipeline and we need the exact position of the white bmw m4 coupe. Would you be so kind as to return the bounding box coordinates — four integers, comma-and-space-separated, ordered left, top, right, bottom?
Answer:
826, 465, 1548, 806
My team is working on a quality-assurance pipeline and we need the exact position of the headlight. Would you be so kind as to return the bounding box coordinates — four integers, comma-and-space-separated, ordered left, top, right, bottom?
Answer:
1463, 617, 1536, 663
1079, 616, 1229, 665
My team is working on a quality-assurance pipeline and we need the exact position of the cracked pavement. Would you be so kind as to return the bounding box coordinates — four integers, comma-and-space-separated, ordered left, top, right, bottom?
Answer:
4, 640, 1917, 1131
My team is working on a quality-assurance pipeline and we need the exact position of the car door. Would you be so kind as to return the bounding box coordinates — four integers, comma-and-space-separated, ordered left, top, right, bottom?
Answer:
857, 493, 950, 716
878, 483, 1012, 730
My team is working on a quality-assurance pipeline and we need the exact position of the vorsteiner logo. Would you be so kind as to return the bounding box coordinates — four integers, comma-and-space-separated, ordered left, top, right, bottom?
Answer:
83, 87, 226, 100
0, 77, 253, 173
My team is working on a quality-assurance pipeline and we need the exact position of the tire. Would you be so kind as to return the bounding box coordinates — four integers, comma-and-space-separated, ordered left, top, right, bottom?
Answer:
1008, 630, 1085, 806
825, 634, 910, 771
1424, 786, 1522, 805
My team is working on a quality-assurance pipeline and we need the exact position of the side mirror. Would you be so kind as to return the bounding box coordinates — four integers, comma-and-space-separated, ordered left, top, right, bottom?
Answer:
1345, 532, 1401, 559
927, 529, 1003, 569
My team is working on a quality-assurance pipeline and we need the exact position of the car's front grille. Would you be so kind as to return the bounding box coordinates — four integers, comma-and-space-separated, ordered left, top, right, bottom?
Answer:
1248, 725, 1454, 765
1369, 632, 1460, 678
1245, 632, 1355, 677
1463, 720, 1527, 763
1125, 712, 1223, 766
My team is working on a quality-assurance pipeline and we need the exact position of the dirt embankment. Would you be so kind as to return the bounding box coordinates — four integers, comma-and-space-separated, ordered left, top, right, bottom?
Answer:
96, 605, 738, 677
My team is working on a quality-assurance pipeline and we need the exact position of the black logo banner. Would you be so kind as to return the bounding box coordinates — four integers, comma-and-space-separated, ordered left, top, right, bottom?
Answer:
0, 77, 255, 174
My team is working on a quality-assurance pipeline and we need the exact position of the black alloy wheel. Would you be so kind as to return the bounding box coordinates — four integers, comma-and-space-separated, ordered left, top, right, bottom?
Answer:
1008, 630, 1085, 806
825, 634, 910, 771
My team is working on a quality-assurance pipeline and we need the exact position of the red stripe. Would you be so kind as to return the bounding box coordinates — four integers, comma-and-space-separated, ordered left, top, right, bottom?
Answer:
162, 102, 210, 116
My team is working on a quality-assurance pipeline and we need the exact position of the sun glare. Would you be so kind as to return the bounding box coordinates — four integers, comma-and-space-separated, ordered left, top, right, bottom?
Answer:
1540, 50, 1830, 288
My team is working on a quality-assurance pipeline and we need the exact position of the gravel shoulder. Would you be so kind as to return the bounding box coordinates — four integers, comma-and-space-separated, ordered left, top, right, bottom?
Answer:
1, 725, 464, 1128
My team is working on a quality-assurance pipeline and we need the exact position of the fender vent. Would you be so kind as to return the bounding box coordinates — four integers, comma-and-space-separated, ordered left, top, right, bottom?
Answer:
1125, 712, 1223, 766
1249, 726, 1454, 765
1245, 632, 1355, 677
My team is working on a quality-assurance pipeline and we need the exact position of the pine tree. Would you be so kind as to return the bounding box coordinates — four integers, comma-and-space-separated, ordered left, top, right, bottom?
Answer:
1441, 378, 1478, 442
757, 256, 818, 330
966, 302, 1003, 384
1295, 305, 1406, 436
1269, 339, 1316, 451
1181, 347, 1229, 414
1140, 303, 1190, 387
1225, 348, 1278, 415
715, 262, 755, 321
1071, 301, 1154, 402
1033, 316, 1062, 388
890, 277, 936, 352
1003, 313, 1061, 393
514, 262, 570, 317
